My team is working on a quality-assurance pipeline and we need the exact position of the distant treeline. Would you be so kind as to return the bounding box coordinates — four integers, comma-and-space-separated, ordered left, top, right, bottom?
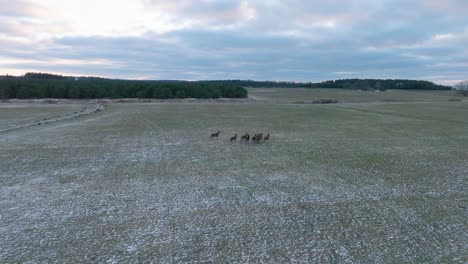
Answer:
0, 73, 451, 99
307, 79, 451, 90
202, 79, 451, 90
0, 73, 248, 99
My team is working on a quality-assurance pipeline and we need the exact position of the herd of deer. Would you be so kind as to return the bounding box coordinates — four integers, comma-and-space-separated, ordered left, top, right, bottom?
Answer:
210, 131, 270, 143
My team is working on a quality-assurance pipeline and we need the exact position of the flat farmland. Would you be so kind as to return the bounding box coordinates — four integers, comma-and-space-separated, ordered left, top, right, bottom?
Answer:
0, 94, 467, 262
0, 104, 84, 131
248, 88, 462, 103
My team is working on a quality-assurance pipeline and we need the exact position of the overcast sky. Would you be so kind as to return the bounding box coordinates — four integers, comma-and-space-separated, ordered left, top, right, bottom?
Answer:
1, 0, 467, 84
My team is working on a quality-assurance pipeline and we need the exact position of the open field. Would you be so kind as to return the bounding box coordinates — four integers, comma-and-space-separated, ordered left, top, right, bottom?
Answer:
0, 91, 467, 262
248, 88, 463, 103
0, 104, 84, 131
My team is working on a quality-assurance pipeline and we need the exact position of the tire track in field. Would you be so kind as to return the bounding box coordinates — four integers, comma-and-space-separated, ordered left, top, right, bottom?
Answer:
0, 105, 104, 135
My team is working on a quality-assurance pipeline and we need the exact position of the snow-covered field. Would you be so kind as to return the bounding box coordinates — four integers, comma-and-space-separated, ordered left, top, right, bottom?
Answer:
0, 98, 467, 262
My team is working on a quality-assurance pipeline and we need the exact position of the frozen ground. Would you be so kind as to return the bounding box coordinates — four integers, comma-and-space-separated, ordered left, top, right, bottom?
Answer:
248, 88, 463, 103
0, 104, 103, 133
0, 96, 467, 262
0, 104, 85, 132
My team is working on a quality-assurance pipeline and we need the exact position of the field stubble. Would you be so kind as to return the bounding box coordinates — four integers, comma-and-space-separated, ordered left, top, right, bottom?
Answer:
0, 94, 467, 262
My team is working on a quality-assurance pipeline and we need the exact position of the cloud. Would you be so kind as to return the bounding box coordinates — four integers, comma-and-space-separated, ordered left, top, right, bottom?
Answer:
0, 0, 467, 84
144, 0, 256, 25
0, 0, 45, 18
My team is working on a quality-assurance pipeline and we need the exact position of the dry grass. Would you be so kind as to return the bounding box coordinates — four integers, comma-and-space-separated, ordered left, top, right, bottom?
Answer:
0, 95, 467, 262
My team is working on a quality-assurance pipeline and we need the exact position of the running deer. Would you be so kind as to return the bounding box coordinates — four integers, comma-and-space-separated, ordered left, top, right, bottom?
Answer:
210, 130, 220, 140
252, 133, 262, 143
240, 133, 249, 142
240, 133, 247, 140
230, 134, 237, 142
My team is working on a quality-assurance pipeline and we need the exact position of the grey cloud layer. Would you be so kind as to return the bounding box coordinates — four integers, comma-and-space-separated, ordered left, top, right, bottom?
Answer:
0, 0, 467, 83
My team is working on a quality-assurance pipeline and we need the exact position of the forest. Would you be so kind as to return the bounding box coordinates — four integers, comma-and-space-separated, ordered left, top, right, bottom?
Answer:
202, 79, 451, 90
0, 73, 451, 99
0, 73, 248, 99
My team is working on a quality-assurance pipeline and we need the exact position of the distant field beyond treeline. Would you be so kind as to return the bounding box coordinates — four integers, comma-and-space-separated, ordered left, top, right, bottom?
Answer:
0, 72, 451, 99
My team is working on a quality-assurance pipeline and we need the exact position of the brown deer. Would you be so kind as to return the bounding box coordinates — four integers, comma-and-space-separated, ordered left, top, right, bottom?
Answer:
252, 133, 263, 143
240, 133, 249, 142
210, 130, 220, 140
240, 133, 247, 141
258, 133, 264, 143
230, 134, 237, 142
